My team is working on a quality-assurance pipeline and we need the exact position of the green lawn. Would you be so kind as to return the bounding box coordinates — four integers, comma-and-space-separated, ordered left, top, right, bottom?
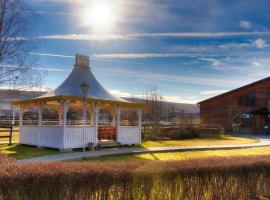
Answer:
0, 144, 60, 159
139, 135, 256, 148
85, 146, 270, 162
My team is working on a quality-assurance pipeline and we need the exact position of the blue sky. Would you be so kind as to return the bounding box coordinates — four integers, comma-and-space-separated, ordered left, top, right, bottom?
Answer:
27, 0, 270, 103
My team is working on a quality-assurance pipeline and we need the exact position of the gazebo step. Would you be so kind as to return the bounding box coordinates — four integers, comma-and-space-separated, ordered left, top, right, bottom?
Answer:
98, 139, 119, 148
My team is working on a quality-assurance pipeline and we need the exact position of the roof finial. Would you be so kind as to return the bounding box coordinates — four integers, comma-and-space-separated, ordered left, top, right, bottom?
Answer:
75, 54, 90, 69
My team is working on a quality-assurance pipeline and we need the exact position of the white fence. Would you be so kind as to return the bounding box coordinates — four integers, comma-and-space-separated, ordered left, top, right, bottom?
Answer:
19, 125, 141, 149
20, 126, 63, 149
117, 126, 141, 145
65, 126, 97, 149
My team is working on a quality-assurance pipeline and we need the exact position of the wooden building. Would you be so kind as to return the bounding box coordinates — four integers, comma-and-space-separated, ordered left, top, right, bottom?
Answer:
199, 77, 270, 134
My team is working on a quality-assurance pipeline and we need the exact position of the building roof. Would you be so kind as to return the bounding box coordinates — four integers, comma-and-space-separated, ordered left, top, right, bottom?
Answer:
198, 76, 270, 104
13, 54, 139, 107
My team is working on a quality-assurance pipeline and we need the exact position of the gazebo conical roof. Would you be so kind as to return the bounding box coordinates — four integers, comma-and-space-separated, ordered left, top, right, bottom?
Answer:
13, 54, 140, 107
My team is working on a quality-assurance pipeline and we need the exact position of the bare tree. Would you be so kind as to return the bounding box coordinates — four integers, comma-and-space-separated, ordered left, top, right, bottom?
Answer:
144, 87, 163, 125
0, 0, 42, 89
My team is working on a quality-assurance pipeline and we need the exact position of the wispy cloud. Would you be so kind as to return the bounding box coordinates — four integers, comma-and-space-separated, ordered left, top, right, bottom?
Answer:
36, 34, 127, 41
239, 20, 251, 29
218, 38, 269, 49
254, 38, 269, 49
201, 90, 228, 95
30, 52, 74, 58
34, 31, 270, 41
31, 52, 220, 59
92, 53, 219, 59
93, 67, 257, 88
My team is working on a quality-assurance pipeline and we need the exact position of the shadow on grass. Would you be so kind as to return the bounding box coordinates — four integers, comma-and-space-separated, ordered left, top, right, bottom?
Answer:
0, 144, 59, 159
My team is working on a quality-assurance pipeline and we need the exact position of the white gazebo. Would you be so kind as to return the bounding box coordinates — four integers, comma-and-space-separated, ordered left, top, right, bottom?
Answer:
13, 54, 143, 150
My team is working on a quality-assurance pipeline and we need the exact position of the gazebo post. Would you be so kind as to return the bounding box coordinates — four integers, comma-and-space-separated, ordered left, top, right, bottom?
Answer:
19, 105, 24, 127
37, 103, 43, 148
58, 108, 63, 126
116, 107, 121, 143
37, 103, 43, 126
111, 108, 116, 126
61, 101, 69, 150
94, 103, 99, 143
138, 109, 142, 143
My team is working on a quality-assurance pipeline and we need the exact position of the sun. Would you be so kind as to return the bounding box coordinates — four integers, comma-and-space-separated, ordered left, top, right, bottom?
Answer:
80, 1, 118, 33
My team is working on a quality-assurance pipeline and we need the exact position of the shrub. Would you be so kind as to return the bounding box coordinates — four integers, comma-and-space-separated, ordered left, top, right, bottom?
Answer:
198, 125, 224, 137
142, 125, 163, 141
2, 156, 270, 199
0, 152, 14, 164
163, 127, 199, 139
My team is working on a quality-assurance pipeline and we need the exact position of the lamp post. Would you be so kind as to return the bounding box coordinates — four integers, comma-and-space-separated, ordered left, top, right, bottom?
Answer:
80, 82, 89, 126
160, 96, 169, 122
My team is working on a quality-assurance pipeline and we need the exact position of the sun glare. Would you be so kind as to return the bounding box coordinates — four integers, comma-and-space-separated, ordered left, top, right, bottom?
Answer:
80, 1, 118, 33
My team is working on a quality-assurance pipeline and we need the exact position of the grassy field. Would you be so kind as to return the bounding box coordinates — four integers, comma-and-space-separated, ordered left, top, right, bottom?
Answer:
139, 135, 256, 148
85, 146, 270, 162
0, 134, 258, 159
0, 144, 60, 159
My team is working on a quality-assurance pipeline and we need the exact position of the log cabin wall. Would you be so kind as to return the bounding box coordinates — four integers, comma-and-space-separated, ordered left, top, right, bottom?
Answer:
199, 77, 270, 133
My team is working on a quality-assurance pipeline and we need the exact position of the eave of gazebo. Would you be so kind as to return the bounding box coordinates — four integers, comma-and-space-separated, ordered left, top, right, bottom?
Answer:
13, 95, 145, 109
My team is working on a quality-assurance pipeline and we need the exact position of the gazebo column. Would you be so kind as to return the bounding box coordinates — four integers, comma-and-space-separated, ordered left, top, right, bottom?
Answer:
94, 103, 99, 143
138, 109, 142, 143
37, 103, 43, 148
116, 107, 121, 142
111, 108, 116, 126
61, 101, 69, 150
37, 103, 43, 126
19, 105, 24, 127
58, 109, 63, 126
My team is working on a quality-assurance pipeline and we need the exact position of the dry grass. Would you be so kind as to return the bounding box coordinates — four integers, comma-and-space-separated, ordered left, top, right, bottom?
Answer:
1, 154, 270, 199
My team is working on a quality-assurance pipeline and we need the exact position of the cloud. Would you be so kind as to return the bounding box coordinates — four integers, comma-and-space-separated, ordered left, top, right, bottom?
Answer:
30, 52, 74, 58
109, 90, 133, 97
252, 62, 261, 66
218, 38, 269, 49
201, 90, 228, 95
31, 52, 220, 59
92, 53, 219, 59
239, 20, 251, 29
37, 34, 127, 41
253, 38, 269, 49
33, 31, 270, 41
212, 59, 222, 67
93, 67, 256, 88
161, 95, 200, 104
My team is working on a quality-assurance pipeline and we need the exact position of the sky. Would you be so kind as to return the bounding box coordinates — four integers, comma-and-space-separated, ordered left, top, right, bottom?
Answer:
26, 0, 270, 104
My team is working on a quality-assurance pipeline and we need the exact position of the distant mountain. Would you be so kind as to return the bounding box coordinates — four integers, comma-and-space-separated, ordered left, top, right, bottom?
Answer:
122, 97, 199, 113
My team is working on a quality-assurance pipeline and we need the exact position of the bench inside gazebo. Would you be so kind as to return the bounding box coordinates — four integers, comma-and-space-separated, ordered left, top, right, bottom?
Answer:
13, 54, 143, 150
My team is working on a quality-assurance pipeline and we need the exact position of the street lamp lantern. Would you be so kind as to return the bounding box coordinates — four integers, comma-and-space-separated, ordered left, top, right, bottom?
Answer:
80, 82, 90, 97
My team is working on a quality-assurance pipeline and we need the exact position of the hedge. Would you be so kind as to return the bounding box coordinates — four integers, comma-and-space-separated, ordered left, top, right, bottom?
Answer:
1, 154, 270, 199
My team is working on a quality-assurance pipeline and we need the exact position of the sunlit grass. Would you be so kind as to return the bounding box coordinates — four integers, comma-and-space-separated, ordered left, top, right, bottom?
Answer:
139, 135, 256, 148
86, 146, 270, 162
0, 130, 19, 142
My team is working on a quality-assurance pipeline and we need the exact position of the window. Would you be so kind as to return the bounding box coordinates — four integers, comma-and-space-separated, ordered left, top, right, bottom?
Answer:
237, 93, 256, 107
